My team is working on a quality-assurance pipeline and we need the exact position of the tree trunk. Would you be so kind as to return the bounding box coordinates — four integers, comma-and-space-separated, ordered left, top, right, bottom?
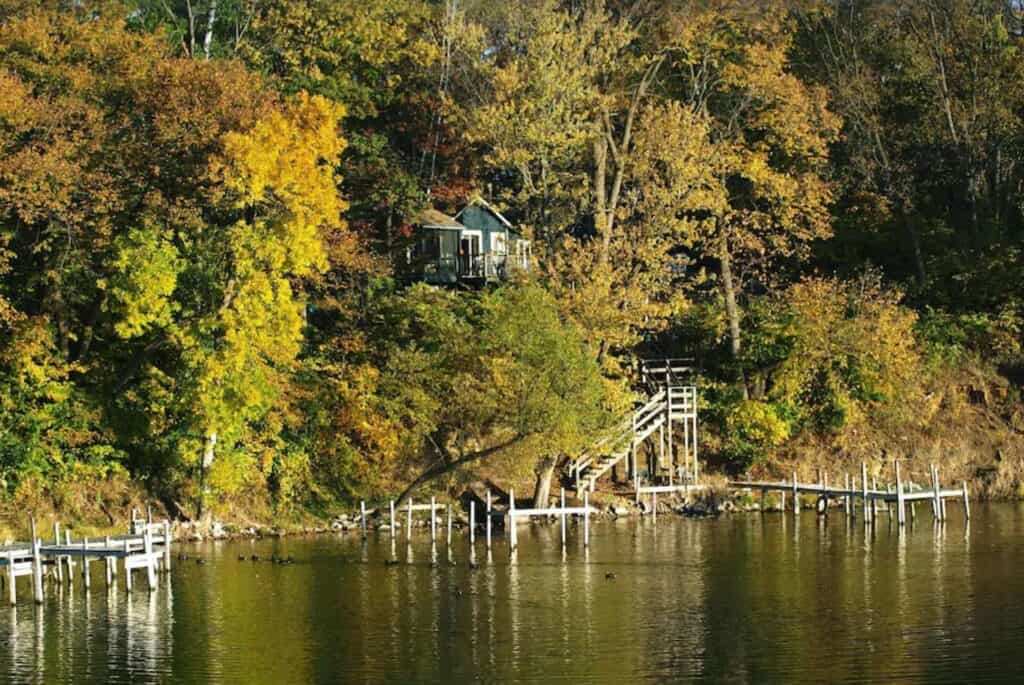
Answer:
532, 457, 556, 508
196, 429, 217, 522
720, 238, 741, 359
394, 436, 525, 509
902, 213, 927, 286
719, 237, 748, 399
203, 0, 218, 59
594, 136, 610, 265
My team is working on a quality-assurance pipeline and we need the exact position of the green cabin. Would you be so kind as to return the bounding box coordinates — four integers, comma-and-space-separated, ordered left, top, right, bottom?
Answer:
404, 197, 531, 284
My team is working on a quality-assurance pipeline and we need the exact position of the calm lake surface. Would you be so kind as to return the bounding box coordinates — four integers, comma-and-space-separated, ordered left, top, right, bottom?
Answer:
2, 503, 1024, 684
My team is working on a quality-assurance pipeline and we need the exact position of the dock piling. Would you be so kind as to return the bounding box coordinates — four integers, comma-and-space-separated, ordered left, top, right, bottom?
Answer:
30, 518, 42, 603
895, 461, 905, 526
81, 538, 90, 591
508, 489, 517, 551
360, 501, 367, 540
446, 504, 452, 547
389, 500, 396, 537
6, 551, 15, 606
560, 489, 566, 547
163, 521, 171, 572
486, 490, 492, 550
430, 497, 436, 542
470, 500, 475, 545
962, 481, 970, 521
583, 490, 590, 548
123, 539, 132, 592
406, 498, 413, 539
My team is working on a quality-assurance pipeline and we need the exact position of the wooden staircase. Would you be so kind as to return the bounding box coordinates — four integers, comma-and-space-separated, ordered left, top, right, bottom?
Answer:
567, 359, 699, 493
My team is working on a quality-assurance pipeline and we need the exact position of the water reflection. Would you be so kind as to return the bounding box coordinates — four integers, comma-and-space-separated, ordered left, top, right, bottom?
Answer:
1, 506, 1022, 683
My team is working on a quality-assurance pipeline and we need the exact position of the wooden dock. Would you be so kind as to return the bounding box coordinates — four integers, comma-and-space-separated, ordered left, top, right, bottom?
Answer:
1, 513, 172, 605
729, 461, 969, 525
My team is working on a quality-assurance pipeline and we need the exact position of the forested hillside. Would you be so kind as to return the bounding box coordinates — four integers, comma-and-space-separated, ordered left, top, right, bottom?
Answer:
0, 0, 1021, 526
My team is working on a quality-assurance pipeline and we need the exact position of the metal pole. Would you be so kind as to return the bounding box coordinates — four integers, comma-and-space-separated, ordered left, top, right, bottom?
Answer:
560, 488, 567, 547
470, 500, 476, 545
486, 490, 492, 550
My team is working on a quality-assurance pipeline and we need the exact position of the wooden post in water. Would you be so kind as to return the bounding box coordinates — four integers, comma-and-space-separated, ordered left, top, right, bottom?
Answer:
792, 472, 799, 517
469, 500, 476, 545
560, 489, 567, 547
6, 550, 15, 605
652, 491, 658, 522
123, 539, 132, 593
962, 482, 970, 521
81, 537, 90, 591
930, 465, 941, 521
508, 488, 517, 552
163, 521, 172, 572
760, 488, 766, 515
861, 462, 869, 523
895, 460, 905, 526
430, 497, 437, 542
105, 536, 113, 589
779, 490, 786, 514
583, 490, 590, 548
486, 491, 492, 550
53, 522, 62, 584
144, 528, 157, 591
360, 501, 367, 540
29, 517, 42, 603
406, 498, 413, 539
446, 504, 452, 547
389, 500, 396, 537
64, 530, 75, 581
871, 477, 879, 520
937, 468, 947, 521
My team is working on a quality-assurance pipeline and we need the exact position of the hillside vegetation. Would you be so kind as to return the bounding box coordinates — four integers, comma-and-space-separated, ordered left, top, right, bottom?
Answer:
0, 0, 1021, 528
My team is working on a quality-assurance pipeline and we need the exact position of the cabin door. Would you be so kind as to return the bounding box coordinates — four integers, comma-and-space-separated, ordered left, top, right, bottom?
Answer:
459, 235, 481, 276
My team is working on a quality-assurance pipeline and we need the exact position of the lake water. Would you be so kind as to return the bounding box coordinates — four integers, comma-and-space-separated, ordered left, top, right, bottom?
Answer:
2, 504, 1023, 684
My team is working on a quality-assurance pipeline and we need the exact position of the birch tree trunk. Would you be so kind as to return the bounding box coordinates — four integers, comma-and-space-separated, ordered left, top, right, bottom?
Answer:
196, 429, 217, 521
203, 0, 218, 60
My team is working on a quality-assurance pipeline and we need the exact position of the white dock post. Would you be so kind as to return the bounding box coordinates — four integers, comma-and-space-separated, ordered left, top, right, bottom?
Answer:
32, 539, 43, 603
360, 501, 367, 540
780, 490, 786, 514
64, 530, 75, 581
560, 489, 567, 547
430, 497, 436, 542
486, 490, 492, 550
123, 539, 132, 593
144, 528, 157, 591
792, 472, 799, 516
469, 500, 476, 545
931, 465, 941, 521
844, 473, 851, 517
81, 538, 90, 591
652, 491, 658, 522
929, 465, 938, 518
962, 482, 970, 521
583, 490, 590, 548
406, 498, 413, 539
389, 500, 396, 537
29, 517, 42, 603
760, 488, 766, 515
508, 488, 517, 552
53, 522, 62, 584
446, 504, 452, 547
871, 476, 879, 520
6, 551, 15, 605
895, 460, 905, 526
105, 536, 113, 588
163, 521, 172, 572
861, 462, 869, 522
937, 468, 947, 521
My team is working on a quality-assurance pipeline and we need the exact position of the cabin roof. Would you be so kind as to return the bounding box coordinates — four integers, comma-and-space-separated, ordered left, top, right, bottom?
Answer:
416, 208, 464, 230
455, 196, 515, 231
